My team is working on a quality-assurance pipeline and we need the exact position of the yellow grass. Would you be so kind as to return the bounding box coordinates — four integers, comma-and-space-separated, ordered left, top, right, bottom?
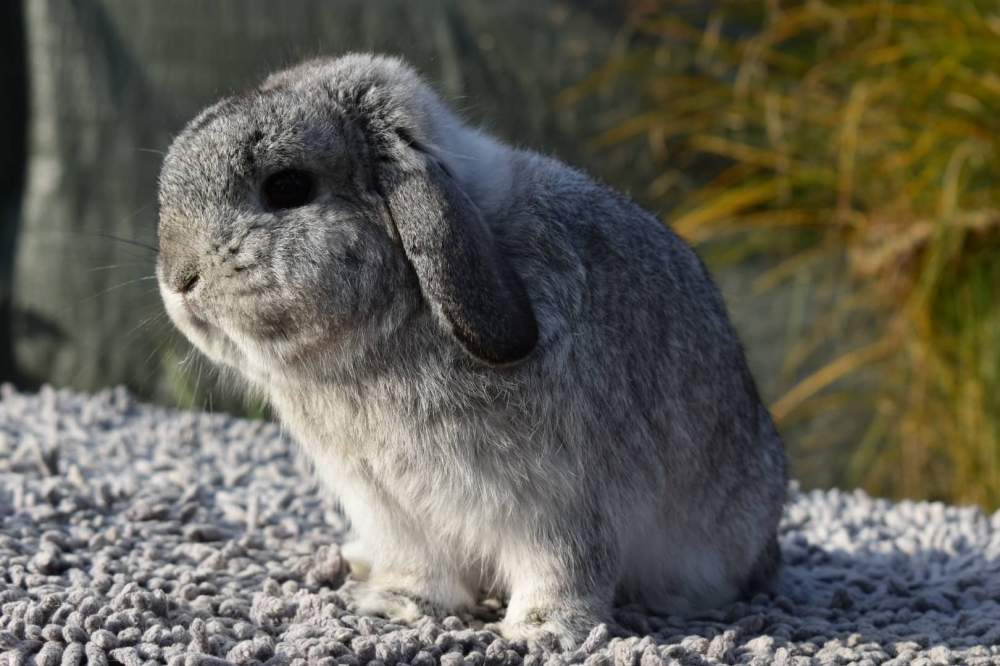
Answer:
579, 0, 1000, 507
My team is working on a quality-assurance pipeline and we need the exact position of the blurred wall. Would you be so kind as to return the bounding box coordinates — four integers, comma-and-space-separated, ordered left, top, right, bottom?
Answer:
0, 1, 27, 387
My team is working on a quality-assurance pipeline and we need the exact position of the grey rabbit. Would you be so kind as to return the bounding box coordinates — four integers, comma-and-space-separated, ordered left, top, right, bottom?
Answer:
157, 53, 787, 648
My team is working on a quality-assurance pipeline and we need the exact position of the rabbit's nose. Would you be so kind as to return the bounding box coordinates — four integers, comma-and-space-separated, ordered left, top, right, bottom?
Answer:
178, 272, 200, 294
171, 262, 202, 294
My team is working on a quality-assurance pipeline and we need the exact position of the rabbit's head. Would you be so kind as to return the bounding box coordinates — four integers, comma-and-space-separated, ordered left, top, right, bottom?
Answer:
157, 54, 537, 382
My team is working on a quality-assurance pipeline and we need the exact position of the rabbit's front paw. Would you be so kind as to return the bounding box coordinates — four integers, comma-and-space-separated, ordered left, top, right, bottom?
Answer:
491, 606, 599, 651
340, 540, 372, 581
339, 574, 474, 623
340, 580, 426, 622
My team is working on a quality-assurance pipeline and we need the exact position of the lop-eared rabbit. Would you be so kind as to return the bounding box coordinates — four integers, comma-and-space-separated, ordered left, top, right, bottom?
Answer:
157, 53, 787, 648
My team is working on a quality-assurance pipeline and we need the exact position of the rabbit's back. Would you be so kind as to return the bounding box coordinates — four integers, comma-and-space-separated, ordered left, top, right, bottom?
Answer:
487, 150, 787, 608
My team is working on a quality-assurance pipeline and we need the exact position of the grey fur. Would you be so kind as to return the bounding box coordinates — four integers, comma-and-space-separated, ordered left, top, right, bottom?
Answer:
156, 53, 788, 648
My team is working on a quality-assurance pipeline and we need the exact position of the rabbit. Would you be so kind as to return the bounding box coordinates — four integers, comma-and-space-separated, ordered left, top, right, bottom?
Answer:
156, 53, 787, 648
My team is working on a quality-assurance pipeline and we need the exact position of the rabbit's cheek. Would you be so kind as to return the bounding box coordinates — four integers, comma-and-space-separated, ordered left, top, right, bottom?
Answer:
217, 292, 326, 355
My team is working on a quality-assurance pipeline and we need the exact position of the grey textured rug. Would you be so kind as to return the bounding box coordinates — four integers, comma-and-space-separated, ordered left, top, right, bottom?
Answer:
2, 387, 1000, 666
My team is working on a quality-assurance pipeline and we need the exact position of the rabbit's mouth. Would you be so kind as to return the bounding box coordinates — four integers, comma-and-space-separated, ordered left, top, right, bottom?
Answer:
158, 280, 243, 369
180, 293, 209, 328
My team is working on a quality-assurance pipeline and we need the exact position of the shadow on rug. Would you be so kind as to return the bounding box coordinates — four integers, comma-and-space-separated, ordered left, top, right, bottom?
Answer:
2, 386, 999, 665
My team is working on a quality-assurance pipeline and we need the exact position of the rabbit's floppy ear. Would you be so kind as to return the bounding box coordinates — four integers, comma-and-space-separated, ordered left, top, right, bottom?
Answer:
378, 148, 538, 365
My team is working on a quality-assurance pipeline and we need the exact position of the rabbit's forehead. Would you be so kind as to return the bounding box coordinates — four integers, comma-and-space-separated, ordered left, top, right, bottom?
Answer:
185, 93, 338, 162
161, 93, 346, 209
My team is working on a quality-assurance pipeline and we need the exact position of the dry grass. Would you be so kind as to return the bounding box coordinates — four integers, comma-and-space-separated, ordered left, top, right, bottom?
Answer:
568, 0, 1000, 507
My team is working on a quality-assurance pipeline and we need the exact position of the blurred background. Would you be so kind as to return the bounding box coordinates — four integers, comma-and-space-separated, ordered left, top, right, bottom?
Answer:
0, 1, 997, 508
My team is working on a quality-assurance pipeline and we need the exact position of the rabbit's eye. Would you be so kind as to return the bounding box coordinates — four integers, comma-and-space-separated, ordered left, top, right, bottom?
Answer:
262, 170, 314, 210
